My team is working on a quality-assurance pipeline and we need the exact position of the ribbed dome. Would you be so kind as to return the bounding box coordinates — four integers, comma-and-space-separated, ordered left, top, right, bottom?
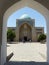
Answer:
19, 14, 31, 19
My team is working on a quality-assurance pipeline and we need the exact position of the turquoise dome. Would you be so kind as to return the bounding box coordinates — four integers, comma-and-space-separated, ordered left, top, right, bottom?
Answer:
19, 14, 31, 19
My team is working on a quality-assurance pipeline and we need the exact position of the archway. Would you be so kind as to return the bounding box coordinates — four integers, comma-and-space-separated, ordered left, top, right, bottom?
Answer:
19, 23, 32, 42
1, 0, 49, 65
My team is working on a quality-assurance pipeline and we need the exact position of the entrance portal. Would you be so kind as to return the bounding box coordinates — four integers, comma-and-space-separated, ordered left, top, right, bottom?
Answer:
19, 23, 32, 42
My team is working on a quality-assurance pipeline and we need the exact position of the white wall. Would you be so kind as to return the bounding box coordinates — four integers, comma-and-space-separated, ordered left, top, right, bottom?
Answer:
1, 11, 7, 65
2, 0, 49, 65
45, 13, 49, 62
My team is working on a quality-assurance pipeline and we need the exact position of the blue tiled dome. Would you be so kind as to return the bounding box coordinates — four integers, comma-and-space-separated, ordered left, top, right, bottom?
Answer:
20, 14, 31, 19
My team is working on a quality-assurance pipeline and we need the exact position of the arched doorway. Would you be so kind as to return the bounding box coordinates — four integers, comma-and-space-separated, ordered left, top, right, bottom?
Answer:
19, 23, 32, 42
1, 0, 49, 65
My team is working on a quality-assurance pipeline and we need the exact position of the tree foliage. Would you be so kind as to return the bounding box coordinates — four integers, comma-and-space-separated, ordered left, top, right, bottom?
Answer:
38, 34, 46, 42
7, 29, 16, 41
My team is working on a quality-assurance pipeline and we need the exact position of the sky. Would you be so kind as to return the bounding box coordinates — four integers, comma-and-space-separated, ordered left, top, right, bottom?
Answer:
7, 7, 47, 33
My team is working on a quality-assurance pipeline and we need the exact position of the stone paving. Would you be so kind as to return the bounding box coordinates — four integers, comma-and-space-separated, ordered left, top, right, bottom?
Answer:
5, 42, 49, 65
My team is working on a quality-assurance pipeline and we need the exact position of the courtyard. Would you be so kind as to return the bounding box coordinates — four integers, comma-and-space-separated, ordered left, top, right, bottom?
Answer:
7, 42, 47, 62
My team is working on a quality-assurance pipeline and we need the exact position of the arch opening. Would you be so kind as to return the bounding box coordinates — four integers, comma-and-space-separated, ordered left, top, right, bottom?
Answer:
7, 7, 47, 42
19, 23, 32, 42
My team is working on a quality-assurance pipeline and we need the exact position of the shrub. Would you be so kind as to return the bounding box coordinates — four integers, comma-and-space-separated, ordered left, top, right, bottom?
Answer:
38, 34, 46, 42
7, 29, 16, 42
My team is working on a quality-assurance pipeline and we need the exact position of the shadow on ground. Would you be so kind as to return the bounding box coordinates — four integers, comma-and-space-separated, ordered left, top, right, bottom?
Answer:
4, 61, 49, 65
6, 45, 10, 47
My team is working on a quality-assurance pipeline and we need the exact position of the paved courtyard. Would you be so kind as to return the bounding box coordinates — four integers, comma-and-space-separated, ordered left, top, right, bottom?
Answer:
5, 42, 48, 65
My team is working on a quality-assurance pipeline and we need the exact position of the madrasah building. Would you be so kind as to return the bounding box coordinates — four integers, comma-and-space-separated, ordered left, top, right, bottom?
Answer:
8, 14, 44, 42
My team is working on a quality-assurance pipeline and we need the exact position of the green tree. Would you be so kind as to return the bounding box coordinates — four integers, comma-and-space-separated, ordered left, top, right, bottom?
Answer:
38, 34, 46, 42
7, 29, 16, 41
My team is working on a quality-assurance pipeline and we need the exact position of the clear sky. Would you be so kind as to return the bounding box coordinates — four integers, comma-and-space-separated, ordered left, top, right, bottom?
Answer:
7, 7, 47, 33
